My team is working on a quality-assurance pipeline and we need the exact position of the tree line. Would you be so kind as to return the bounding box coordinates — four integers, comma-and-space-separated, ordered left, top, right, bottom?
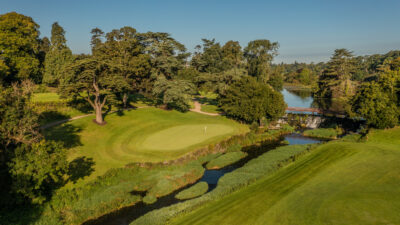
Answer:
0, 11, 287, 209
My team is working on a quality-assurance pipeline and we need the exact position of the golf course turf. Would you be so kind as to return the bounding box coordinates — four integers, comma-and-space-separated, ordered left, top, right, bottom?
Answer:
170, 127, 400, 225
44, 107, 247, 182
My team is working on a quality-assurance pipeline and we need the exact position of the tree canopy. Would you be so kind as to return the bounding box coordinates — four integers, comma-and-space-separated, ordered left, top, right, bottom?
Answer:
219, 76, 286, 124
0, 12, 41, 84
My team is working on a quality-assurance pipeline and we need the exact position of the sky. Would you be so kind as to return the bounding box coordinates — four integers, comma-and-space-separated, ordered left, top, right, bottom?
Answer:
2, 0, 400, 63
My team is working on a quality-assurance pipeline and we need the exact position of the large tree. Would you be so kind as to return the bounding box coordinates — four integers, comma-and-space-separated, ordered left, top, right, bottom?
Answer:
103, 27, 151, 107
219, 76, 286, 125
244, 39, 279, 84
60, 55, 123, 124
43, 22, 73, 86
0, 82, 67, 205
0, 12, 41, 84
351, 57, 400, 128
316, 49, 357, 99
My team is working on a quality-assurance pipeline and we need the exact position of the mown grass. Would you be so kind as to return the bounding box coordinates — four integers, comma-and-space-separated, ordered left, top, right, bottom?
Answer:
205, 151, 247, 169
175, 182, 209, 200
303, 127, 341, 139
44, 107, 248, 183
170, 127, 400, 225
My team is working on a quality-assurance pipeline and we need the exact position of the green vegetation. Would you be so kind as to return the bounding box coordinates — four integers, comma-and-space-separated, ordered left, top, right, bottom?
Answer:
42, 22, 73, 86
170, 127, 400, 225
303, 128, 341, 139
32, 92, 61, 102
44, 107, 247, 181
220, 76, 286, 124
205, 151, 247, 169
175, 182, 209, 200
31, 161, 204, 225
131, 144, 313, 225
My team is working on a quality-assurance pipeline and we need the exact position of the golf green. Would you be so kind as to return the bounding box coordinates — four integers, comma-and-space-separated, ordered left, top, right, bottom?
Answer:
140, 124, 234, 151
45, 107, 247, 182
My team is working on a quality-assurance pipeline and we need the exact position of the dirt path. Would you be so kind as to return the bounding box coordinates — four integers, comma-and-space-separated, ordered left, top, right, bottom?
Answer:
190, 101, 220, 116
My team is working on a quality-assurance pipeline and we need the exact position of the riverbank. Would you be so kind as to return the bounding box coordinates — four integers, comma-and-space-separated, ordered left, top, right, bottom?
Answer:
168, 127, 400, 225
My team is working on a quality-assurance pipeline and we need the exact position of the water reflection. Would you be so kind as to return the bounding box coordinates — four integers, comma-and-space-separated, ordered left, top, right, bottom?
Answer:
281, 88, 314, 108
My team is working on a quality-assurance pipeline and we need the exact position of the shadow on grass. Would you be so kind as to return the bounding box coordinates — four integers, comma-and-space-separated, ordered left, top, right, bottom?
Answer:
68, 157, 95, 183
196, 97, 218, 106
38, 110, 71, 126
43, 123, 82, 149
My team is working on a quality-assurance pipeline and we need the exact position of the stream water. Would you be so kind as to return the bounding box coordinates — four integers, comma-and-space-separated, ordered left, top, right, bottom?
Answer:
83, 88, 343, 225
83, 133, 323, 225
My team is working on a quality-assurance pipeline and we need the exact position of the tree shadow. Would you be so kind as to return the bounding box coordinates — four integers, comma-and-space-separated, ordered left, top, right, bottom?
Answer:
195, 96, 218, 106
38, 111, 71, 126
43, 123, 82, 149
68, 157, 95, 183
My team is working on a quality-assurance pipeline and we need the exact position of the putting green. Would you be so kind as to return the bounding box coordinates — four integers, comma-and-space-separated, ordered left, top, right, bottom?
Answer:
141, 124, 234, 151
45, 107, 248, 183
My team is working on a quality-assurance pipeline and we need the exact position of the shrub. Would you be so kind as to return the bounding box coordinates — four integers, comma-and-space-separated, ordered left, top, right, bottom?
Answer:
175, 182, 209, 200
303, 128, 339, 139
226, 144, 242, 152
143, 194, 157, 204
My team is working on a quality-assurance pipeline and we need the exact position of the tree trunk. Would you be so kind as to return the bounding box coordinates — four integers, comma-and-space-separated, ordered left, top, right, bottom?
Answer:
123, 93, 128, 108
95, 105, 104, 124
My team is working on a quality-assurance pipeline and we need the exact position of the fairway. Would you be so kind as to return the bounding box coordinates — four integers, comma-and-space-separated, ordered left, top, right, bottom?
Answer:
44, 107, 247, 182
171, 128, 400, 225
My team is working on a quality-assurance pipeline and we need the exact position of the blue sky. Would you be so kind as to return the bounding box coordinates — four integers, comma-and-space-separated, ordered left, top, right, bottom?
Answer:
2, 0, 400, 63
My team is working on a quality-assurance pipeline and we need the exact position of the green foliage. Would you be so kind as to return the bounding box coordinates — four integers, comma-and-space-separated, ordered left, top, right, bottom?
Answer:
0, 82, 68, 207
219, 76, 286, 124
316, 49, 357, 100
143, 194, 157, 204
303, 128, 340, 139
226, 144, 242, 152
33, 161, 204, 224
351, 81, 399, 128
205, 151, 247, 169
175, 182, 208, 200
244, 39, 279, 83
9, 140, 67, 204
0, 12, 41, 84
153, 75, 195, 111
43, 22, 73, 86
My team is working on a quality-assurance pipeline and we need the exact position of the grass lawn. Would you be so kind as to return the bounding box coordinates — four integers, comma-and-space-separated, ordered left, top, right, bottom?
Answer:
171, 127, 400, 225
44, 107, 248, 183
32, 92, 62, 102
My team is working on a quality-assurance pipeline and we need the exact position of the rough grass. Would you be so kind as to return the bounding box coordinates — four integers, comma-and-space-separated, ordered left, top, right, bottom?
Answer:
32, 92, 62, 102
201, 104, 220, 114
44, 107, 247, 183
175, 182, 209, 200
303, 128, 340, 139
33, 161, 204, 225
205, 151, 247, 169
171, 127, 400, 225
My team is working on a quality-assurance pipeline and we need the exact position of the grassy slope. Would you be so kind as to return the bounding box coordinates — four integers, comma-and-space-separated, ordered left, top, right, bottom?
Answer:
172, 127, 400, 225
45, 107, 247, 182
